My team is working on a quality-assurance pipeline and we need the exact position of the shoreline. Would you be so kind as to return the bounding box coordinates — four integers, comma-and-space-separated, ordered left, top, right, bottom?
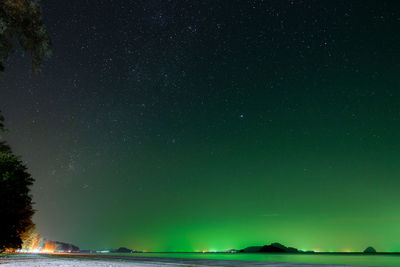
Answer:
0, 253, 368, 266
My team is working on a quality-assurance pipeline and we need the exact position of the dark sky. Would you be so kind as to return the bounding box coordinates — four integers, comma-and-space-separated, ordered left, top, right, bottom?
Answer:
1, 0, 400, 252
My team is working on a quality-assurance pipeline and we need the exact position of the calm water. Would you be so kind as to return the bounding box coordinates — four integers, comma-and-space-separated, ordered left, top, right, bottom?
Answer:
108, 252, 400, 266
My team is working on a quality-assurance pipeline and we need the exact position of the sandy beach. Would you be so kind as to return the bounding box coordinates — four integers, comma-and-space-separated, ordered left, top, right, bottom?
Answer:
0, 254, 365, 267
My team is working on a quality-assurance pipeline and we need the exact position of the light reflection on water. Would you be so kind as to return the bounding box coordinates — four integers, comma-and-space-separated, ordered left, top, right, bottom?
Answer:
107, 252, 400, 266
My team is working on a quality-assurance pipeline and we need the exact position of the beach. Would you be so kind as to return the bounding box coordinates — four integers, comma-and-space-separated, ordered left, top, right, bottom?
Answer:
0, 253, 366, 267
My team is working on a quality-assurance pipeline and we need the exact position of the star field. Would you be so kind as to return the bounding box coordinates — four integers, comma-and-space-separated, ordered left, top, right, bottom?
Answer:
1, 0, 400, 252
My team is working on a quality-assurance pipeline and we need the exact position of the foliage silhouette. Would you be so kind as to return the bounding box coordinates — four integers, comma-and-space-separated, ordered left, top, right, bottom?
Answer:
0, 0, 51, 72
0, 112, 35, 252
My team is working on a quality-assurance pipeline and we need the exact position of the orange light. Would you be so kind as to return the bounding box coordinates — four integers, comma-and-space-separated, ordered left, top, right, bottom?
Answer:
42, 241, 55, 253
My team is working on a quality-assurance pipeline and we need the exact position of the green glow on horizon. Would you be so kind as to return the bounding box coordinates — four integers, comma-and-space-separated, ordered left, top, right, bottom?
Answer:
3, 1, 396, 253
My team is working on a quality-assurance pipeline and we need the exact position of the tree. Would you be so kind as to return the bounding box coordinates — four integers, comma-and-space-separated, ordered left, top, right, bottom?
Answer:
0, 0, 51, 72
0, 112, 35, 252
0, 0, 48, 251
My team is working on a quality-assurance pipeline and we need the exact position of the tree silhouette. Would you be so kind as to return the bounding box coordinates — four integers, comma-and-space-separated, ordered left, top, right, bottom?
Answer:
0, 0, 51, 72
0, 112, 35, 252
0, 0, 49, 252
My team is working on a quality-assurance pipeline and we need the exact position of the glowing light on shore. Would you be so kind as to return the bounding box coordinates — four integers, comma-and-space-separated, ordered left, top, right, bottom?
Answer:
18, 231, 57, 254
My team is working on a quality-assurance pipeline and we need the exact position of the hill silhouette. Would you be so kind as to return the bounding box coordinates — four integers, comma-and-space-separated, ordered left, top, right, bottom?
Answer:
240, 242, 312, 253
363, 247, 377, 254
114, 247, 133, 253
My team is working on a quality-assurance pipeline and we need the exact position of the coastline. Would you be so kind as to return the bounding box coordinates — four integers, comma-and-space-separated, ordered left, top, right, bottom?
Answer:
0, 253, 369, 267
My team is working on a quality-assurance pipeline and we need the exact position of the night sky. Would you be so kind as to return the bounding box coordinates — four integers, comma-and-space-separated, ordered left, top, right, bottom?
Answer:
1, 0, 400, 252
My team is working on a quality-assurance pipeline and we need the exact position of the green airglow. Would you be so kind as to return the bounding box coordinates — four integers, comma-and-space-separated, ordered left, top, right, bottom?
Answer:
1, 0, 398, 254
